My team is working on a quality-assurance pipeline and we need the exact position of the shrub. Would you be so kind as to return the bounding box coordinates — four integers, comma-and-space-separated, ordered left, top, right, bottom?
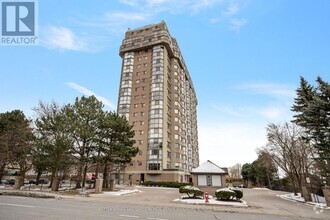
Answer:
232, 189, 243, 200
179, 185, 204, 198
141, 181, 192, 188
215, 188, 236, 200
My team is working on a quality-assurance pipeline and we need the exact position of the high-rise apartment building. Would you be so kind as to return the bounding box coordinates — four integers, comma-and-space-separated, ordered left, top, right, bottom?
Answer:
117, 21, 198, 184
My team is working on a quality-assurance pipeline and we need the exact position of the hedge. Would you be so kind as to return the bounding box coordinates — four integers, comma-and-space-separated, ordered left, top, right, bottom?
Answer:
232, 189, 243, 200
179, 185, 204, 198
141, 181, 192, 188
215, 188, 236, 200
215, 188, 244, 201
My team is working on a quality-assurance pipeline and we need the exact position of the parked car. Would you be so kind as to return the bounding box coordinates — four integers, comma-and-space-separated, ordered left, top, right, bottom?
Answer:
5, 179, 15, 185
29, 178, 49, 185
29, 179, 36, 184
39, 178, 49, 184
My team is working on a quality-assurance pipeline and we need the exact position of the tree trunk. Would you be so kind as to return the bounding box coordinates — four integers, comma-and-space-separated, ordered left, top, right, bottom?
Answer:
289, 175, 298, 195
266, 171, 271, 189
82, 164, 88, 188
0, 165, 5, 181
103, 162, 109, 188
36, 169, 42, 185
75, 161, 83, 188
49, 169, 55, 188
51, 172, 60, 191
94, 162, 99, 189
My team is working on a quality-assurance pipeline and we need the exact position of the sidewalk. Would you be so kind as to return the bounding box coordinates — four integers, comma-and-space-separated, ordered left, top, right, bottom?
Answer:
278, 193, 329, 209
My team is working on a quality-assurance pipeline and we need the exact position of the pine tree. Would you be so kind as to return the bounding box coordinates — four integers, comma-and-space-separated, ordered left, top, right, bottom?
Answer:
292, 76, 330, 185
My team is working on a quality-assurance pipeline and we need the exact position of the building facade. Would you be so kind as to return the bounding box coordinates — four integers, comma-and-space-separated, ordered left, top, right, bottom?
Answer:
117, 21, 198, 184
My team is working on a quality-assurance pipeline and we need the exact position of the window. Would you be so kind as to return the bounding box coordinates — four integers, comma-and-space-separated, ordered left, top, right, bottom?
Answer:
141, 103, 145, 107
138, 57, 142, 61
140, 121, 144, 125
138, 161, 142, 166
139, 140, 143, 145
144, 63, 148, 67
133, 112, 137, 117
139, 130, 144, 135
144, 56, 148, 60
136, 72, 140, 76
142, 78, 147, 83
134, 104, 138, 108
142, 94, 146, 99
148, 163, 160, 170
175, 153, 180, 158
137, 64, 141, 68
136, 79, 140, 84
198, 175, 207, 186
212, 175, 222, 187
138, 150, 143, 155
143, 71, 147, 74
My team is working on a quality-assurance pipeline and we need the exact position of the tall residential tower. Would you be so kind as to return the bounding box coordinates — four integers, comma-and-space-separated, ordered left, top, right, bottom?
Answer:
117, 21, 198, 184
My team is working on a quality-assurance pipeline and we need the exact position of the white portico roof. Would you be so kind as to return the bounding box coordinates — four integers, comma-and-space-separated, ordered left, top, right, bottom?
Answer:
191, 160, 227, 174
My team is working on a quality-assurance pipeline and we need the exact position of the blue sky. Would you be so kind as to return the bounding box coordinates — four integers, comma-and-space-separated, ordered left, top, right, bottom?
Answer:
1, 0, 330, 167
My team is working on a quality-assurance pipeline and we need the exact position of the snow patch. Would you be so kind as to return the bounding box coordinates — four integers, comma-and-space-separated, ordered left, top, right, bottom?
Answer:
174, 195, 248, 207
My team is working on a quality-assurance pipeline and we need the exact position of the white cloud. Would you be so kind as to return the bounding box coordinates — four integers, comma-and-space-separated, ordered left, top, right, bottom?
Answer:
211, 104, 242, 116
106, 11, 149, 21
208, 2, 248, 32
119, 0, 137, 7
209, 17, 220, 24
212, 104, 292, 121
40, 26, 89, 52
191, 0, 224, 13
222, 3, 239, 16
237, 82, 296, 99
258, 106, 285, 120
147, 0, 167, 6
229, 18, 247, 32
66, 82, 116, 110
199, 122, 265, 167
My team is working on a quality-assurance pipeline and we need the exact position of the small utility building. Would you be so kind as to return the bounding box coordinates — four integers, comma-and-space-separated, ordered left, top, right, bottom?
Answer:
191, 160, 227, 195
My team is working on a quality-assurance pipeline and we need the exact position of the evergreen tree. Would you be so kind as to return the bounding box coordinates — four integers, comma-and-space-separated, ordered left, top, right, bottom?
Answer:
33, 101, 73, 191
0, 110, 34, 188
292, 76, 330, 185
97, 112, 138, 188
64, 96, 104, 188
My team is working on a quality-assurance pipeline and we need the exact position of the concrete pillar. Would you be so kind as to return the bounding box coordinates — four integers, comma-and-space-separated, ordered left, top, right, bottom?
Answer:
95, 179, 103, 193
110, 180, 115, 191
322, 186, 330, 207
13, 177, 22, 190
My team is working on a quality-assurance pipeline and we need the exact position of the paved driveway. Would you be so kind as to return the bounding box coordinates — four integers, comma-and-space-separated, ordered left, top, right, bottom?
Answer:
86, 186, 329, 219
242, 188, 329, 219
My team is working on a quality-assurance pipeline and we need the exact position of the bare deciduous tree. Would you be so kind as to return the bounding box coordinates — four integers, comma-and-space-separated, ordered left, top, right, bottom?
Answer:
262, 123, 314, 195
229, 163, 242, 179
